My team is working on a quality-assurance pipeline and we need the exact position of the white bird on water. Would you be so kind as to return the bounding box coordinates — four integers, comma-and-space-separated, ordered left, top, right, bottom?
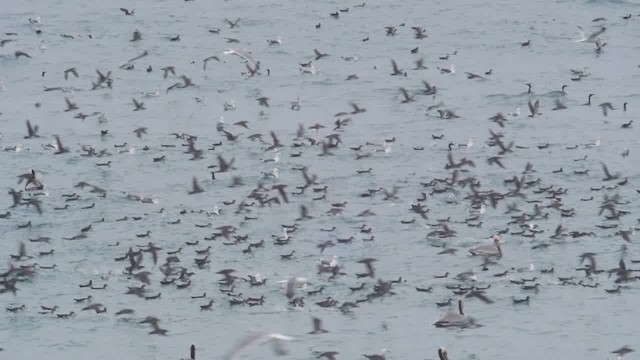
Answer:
206, 205, 220, 216
141, 89, 160, 98
274, 227, 289, 241
319, 255, 339, 268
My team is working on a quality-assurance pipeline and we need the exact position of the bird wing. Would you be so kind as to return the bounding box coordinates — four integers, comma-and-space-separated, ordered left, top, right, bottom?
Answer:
528, 100, 535, 115
285, 277, 296, 299
575, 26, 587, 42
227, 331, 270, 360
587, 27, 605, 41
192, 177, 202, 192
400, 88, 410, 100
391, 59, 399, 72
270, 131, 280, 146
601, 162, 611, 178
55, 135, 65, 151
223, 49, 256, 67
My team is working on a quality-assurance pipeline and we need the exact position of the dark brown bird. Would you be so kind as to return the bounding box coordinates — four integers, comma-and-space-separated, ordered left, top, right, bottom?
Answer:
318, 351, 339, 360
188, 177, 204, 194
527, 100, 540, 117
120, 8, 135, 15
203, 55, 220, 70
15, 51, 32, 59
272, 184, 289, 203
161, 66, 176, 79
601, 162, 620, 181
611, 346, 634, 357
133, 127, 148, 138
257, 97, 270, 107
399, 88, 414, 103
64, 97, 78, 112
140, 316, 168, 335
487, 156, 506, 169
82, 303, 107, 313
224, 18, 241, 28
314, 49, 328, 60
357, 257, 377, 277
24, 120, 40, 139
134, 271, 152, 285
309, 317, 328, 334
64, 67, 78, 80
465, 72, 485, 80
132, 98, 146, 111
390, 59, 405, 76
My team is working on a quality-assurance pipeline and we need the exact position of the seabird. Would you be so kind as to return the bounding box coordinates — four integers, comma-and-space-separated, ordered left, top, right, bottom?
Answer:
314, 49, 329, 60
438, 64, 455, 74
203, 55, 220, 70
598, 102, 614, 116
611, 346, 634, 358
15, 50, 32, 59
224, 48, 259, 72
24, 120, 40, 139
132, 98, 145, 111
267, 36, 282, 45
225, 18, 241, 28
399, 88, 414, 103
188, 177, 204, 194
469, 235, 503, 257
226, 330, 293, 359
438, 347, 449, 360
575, 25, 606, 43
309, 317, 328, 334
527, 100, 541, 117
434, 299, 473, 328
120, 8, 135, 16
64, 67, 78, 80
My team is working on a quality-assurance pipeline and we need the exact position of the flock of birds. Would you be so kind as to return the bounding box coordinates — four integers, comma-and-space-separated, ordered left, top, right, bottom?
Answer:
1, 1, 640, 359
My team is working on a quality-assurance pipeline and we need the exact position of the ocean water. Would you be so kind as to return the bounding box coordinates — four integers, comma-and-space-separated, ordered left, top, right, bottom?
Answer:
1, 0, 640, 359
